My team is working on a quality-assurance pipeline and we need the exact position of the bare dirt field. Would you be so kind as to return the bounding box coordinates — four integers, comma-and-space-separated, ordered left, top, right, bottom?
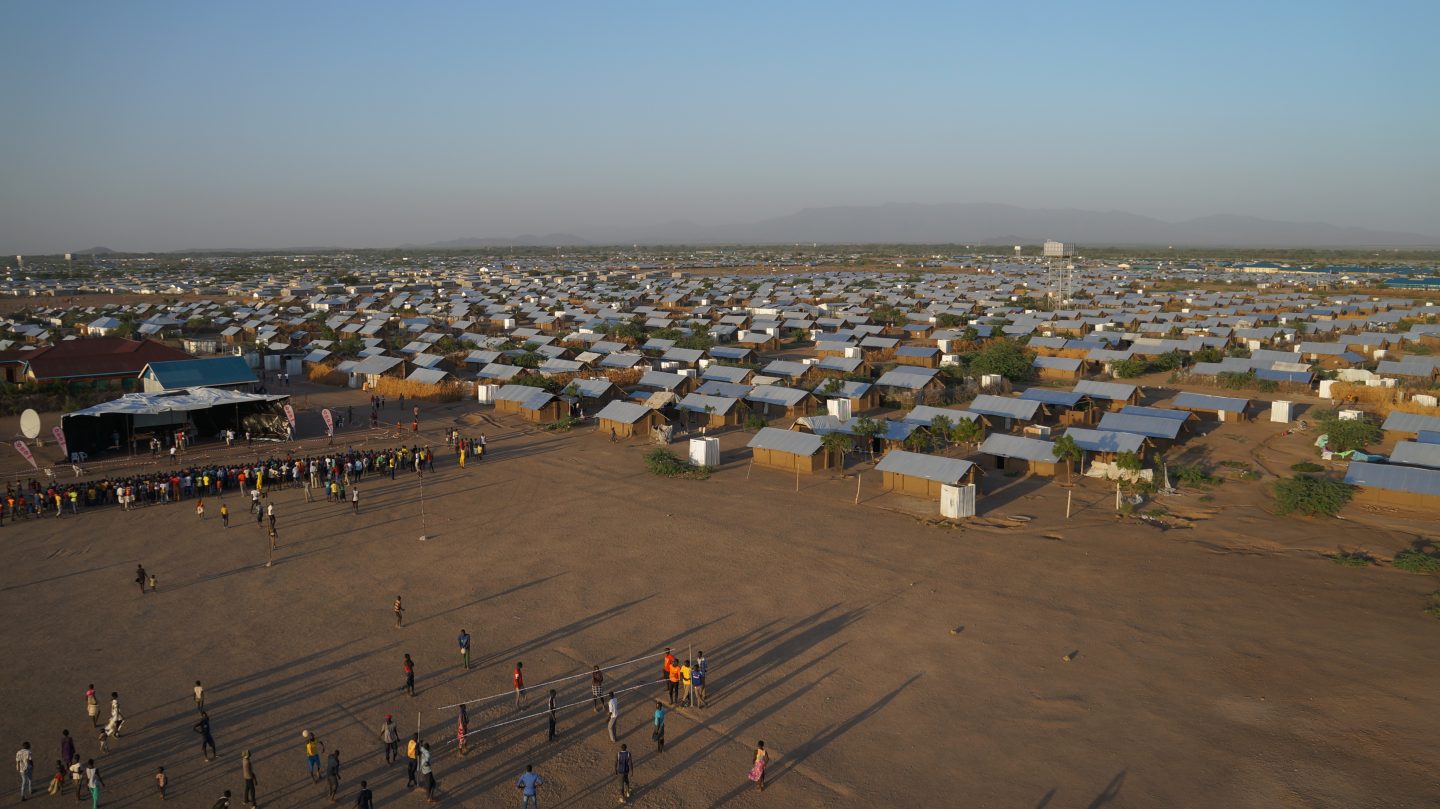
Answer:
2, 387, 1438, 809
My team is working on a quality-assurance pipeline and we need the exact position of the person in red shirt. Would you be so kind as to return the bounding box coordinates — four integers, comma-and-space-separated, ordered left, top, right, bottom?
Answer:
403, 654, 416, 698
513, 662, 526, 711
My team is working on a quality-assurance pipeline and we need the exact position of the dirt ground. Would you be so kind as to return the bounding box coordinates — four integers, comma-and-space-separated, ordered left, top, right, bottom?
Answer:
2, 386, 1439, 809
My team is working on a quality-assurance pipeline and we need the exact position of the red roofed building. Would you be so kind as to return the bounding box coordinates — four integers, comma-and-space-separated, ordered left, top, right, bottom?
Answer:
0, 338, 193, 386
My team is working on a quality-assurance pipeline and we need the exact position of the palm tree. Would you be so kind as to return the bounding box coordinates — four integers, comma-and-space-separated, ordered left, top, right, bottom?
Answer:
1052, 434, 1082, 485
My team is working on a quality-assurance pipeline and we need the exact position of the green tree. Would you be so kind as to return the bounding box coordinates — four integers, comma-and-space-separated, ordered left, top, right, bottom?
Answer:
852, 417, 885, 460
969, 339, 1035, 383
948, 417, 982, 447
929, 415, 954, 448
903, 430, 930, 453
1273, 476, 1354, 516
1112, 357, 1151, 378
1052, 434, 1082, 484
935, 313, 965, 328
1115, 450, 1144, 473
1315, 410, 1381, 453
820, 432, 853, 468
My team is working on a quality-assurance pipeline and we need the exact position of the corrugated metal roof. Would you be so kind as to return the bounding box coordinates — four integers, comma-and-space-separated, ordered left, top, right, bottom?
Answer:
1119, 405, 1193, 422
1074, 380, 1138, 401
1097, 412, 1185, 439
1171, 392, 1249, 413
1381, 411, 1440, 435
142, 356, 258, 390
676, 393, 741, 414
349, 354, 405, 375
968, 394, 1042, 421
875, 450, 977, 483
1018, 388, 1085, 407
701, 365, 752, 383
899, 405, 981, 426
1418, 430, 1440, 445
1032, 356, 1082, 370
1063, 428, 1146, 454
979, 433, 1058, 463
405, 367, 450, 385
638, 370, 687, 390
1389, 441, 1440, 470
875, 367, 939, 389
745, 386, 810, 407
747, 427, 823, 456
595, 400, 654, 424
696, 381, 753, 398
1344, 460, 1440, 497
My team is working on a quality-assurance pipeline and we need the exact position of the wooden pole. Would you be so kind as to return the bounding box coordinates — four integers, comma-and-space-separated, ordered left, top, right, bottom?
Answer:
854, 471, 862, 504
1115, 481, 1121, 512
1066, 489, 1072, 520
795, 466, 800, 492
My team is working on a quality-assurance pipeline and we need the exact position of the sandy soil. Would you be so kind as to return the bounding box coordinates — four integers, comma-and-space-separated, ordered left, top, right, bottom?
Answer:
1, 387, 1438, 809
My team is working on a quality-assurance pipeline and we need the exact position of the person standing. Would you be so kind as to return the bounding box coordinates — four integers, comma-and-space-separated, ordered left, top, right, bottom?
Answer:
515, 765, 542, 809
267, 502, 276, 532
304, 732, 324, 783
58, 732, 75, 778
393, 596, 404, 628
85, 687, 98, 728
404, 735, 418, 789
68, 758, 82, 803
693, 652, 708, 708
546, 690, 558, 741
615, 745, 633, 803
403, 654, 416, 697
241, 751, 258, 806
194, 711, 217, 761
457, 629, 470, 670
652, 702, 666, 753
220, 503, 229, 528
456, 704, 468, 756
194, 681, 205, 712
351, 487, 359, 514
379, 715, 398, 765
748, 741, 768, 792
662, 649, 676, 704
591, 666, 604, 713
667, 659, 682, 707
107, 693, 123, 738
418, 743, 436, 805
679, 659, 693, 707
154, 767, 166, 801
606, 692, 620, 742
15, 741, 33, 801
513, 662, 525, 710
325, 750, 341, 802
354, 780, 373, 809
135, 564, 147, 595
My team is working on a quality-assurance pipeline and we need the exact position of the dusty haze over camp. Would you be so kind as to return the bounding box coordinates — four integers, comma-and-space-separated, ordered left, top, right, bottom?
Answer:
2, 2, 1438, 254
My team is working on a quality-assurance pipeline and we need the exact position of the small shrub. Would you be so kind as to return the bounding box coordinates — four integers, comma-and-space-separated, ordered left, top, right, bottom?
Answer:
1219, 460, 1248, 469
644, 448, 711, 480
1273, 475, 1354, 517
1327, 551, 1373, 567
1174, 465, 1219, 486
1290, 462, 1325, 473
743, 414, 768, 431
1425, 591, 1440, 619
1393, 549, 1440, 574
1237, 469, 1261, 481
541, 415, 579, 432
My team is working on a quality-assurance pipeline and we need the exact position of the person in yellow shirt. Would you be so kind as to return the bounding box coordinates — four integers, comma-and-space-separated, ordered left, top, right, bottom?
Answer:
405, 734, 419, 789
303, 731, 325, 782
679, 660, 693, 707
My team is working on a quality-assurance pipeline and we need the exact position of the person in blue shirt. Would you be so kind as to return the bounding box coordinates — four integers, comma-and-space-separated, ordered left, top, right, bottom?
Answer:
457, 630, 471, 670
652, 702, 666, 753
615, 745, 632, 802
516, 765, 543, 809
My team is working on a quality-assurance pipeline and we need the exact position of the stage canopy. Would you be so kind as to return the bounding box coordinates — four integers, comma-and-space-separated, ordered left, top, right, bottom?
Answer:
62, 387, 290, 456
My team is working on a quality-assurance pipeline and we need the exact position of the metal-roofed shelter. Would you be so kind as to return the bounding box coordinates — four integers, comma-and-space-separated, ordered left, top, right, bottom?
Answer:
1381, 411, 1440, 441
978, 433, 1061, 476
62, 387, 289, 457
595, 400, 668, 439
744, 385, 817, 418
748, 427, 830, 474
1389, 440, 1440, 470
875, 450, 981, 498
1169, 392, 1250, 422
493, 384, 565, 422
139, 356, 258, 393
1344, 460, 1440, 510
1098, 412, 1186, 443
1073, 380, 1142, 410
967, 394, 1044, 430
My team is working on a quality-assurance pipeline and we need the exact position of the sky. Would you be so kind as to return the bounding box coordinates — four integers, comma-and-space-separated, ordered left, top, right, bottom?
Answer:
2, 0, 1437, 253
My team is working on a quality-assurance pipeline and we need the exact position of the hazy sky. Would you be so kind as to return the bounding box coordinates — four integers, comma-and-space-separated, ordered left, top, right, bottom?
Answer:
2, 1, 1437, 253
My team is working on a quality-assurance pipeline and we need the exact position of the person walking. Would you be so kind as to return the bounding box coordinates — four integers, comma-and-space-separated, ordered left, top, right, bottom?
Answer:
135, 564, 147, 595
325, 750, 341, 802
513, 662, 525, 710
615, 745, 633, 803
351, 487, 359, 514
241, 751, 258, 806
515, 765, 542, 809
652, 702, 666, 753
266, 502, 276, 532
354, 780, 373, 809
194, 711, 217, 761
456, 704, 469, 756
304, 732, 325, 783
153, 767, 166, 801
606, 692, 620, 742
194, 681, 205, 712
393, 596, 404, 628
546, 690, 558, 741
404, 735, 418, 789
402, 654, 416, 697
457, 629, 471, 670
748, 741, 768, 792
84, 760, 101, 809
591, 666, 605, 713
379, 715, 398, 765
15, 741, 33, 801
107, 693, 123, 738
418, 743, 436, 805
211, 789, 231, 809
220, 503, 229, 528
47, 760, 63, 797
68, 758, 82, 804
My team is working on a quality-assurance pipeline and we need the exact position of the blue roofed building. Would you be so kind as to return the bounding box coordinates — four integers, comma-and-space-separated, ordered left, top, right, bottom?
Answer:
139, 356, 259, 393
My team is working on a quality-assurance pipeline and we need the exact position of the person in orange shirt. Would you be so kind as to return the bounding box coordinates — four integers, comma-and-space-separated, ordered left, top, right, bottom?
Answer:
667, 660, 682, 706
513, 662, 526, 711
661, 649, 676, 704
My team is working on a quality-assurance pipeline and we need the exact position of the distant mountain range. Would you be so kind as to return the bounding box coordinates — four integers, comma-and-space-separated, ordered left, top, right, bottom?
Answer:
407, 203, 1438, 249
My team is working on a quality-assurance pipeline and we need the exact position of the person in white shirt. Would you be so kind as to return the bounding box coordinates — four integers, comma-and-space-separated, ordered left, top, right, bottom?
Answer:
607, 693, 620, 742
15, 742, 33, 800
